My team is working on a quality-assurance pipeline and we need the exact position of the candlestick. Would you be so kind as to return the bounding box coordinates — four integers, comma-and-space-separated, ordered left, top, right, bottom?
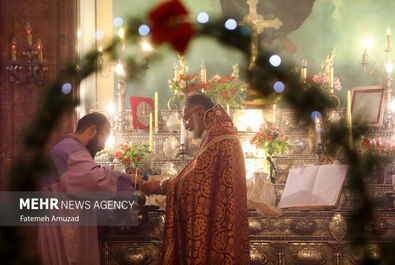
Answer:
315, 117, 322, 144
301, 59, 307, 82
36, 39, 43, 62
347, 90, 353, 148
26, 23, 32, 46
200, 59, 207, 83
329, 63, 334, 94
272, 104, 276, 124
149, 113, 153, 151
11, 39, 16, 62
154, 91, 159, 133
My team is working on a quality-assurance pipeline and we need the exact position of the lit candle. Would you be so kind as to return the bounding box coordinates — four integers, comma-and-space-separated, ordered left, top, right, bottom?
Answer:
180, 118, 185, 145
301, 59, 307, 82
11, 39, 16, 62
315, 117, 321, 144
174, 61, 179, 81
200, 59, 207, 83
226, 104, 230, 116
385, 59, 392, 88
329, 63, 334, 94
107, 100, 115, 125
272, 104, 277, 124
118, 28, 125, 51
386, 28, 392, 51
347, 90, 353, 148
26, 23, 32, 46
36, 39, 43, 62
154, 91, 159, 133
149, 113, 153, 151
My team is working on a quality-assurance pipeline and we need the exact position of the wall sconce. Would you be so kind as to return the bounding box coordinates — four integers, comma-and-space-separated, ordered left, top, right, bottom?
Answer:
5, 23, 48, 85
361, 30, 393, 99
361, 29, 393, 127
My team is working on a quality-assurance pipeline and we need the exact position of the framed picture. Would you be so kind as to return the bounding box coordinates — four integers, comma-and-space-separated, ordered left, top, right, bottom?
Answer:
351, 86, 385, 127
130, 96, 154, 130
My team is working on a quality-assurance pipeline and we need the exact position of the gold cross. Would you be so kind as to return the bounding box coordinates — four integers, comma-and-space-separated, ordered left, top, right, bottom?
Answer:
240, 0, 283, 69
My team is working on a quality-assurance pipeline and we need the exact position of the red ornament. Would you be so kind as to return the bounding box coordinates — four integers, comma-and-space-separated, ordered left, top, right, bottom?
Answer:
148, 0, 195, 54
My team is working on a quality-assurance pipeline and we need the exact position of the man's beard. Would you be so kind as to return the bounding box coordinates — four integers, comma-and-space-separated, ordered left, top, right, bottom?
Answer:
86, 134, 100, 158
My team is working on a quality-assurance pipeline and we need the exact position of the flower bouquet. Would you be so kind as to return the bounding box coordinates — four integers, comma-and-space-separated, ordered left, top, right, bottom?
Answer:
250, 124, 290, 182
115, 143, 151, 174
168, 73, 206, 104
206, 73, 249, 108
305, 48, 342, 93
360, 137, 395, 184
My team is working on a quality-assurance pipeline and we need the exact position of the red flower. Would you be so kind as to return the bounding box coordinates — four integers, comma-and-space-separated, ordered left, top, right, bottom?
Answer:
115, 151, 123, 159
122, 145, 128, 151
266, 133, 273, 141
122, 157, 131, 165
361, 138, 371, 150
148, 0, 195, 54
220, 91, 230, 100
135, 156, 141, 162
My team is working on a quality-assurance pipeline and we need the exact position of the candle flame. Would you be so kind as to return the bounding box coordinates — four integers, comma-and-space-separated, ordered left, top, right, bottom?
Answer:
118, 28, 125, 39
11, 39, 16, 50
107, 100, 115, 116
115, 63, 125, 76
98, 46, 103, 53
105, 131, 115, 148
25, 22, 32, 34
362, 37, 373, 50
387, 28, 391, 36
273, 104, 277, 110
141, 41, 152, 52
302, 59, 307, 68
36, 39, 42, 50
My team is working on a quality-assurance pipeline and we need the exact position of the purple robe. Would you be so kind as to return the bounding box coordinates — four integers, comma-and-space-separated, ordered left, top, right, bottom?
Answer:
38, 135, 132, 265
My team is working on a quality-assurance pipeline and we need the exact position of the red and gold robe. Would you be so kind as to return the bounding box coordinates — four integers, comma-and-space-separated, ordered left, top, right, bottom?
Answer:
161, 105, 250, 265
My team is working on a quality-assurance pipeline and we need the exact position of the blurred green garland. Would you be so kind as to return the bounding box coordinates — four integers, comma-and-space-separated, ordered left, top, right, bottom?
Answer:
1, 14, 394, 265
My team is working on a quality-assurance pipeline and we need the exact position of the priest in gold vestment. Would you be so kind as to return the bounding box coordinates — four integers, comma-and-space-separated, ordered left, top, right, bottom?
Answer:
143, 94, 250, 265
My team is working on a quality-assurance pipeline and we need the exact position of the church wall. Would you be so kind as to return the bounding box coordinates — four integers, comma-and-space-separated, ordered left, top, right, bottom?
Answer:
0, 0, 78, 189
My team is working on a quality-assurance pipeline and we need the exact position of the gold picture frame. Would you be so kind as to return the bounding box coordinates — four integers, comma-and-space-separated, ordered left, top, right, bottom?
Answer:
351, 86, 385, 127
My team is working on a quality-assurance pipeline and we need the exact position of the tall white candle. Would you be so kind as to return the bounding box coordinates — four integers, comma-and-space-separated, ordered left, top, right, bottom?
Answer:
315, 118, 321, 144
154, 91, 158, 133
180, 118, 185, 145
272, 104, 277, 124
149, 113, 153, 151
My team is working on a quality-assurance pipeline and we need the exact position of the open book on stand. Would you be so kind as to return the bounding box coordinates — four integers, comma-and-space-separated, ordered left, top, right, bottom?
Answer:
278, 165, 349, 209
